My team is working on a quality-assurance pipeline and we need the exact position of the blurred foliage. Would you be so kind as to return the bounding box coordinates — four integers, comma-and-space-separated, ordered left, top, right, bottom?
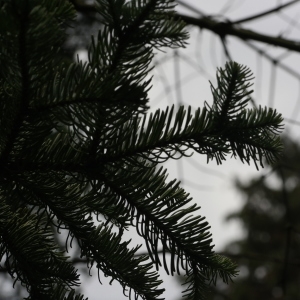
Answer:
174, 136, 300, 300
221, 136, 300, 300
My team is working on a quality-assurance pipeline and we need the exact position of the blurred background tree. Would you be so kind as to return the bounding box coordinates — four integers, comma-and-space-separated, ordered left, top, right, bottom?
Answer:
220, 136, 300, 299
2, 1, 300, 299
175, 136, 300, 299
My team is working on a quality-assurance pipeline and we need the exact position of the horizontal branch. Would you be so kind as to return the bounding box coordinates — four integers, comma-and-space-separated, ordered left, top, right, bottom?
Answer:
69, 0, 300, 54
178, 14, 300, 53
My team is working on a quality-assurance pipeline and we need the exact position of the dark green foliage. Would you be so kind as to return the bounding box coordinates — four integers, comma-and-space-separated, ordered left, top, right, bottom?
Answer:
0, 0, 283, 299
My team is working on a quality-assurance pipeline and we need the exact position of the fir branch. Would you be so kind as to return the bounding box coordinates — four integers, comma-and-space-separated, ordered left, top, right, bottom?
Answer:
0, 1, 284, 299
98, 63, 283, 168
0, 198, 79, 298
12, 173, 164, 300
98, 161, 237, 290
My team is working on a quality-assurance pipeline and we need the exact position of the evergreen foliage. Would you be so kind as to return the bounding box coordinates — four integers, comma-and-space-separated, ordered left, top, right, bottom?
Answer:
0, 0, 283, 299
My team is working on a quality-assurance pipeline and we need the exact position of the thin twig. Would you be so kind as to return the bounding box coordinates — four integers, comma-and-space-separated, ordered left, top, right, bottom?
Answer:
176, 0, 204, 16
232, 0, 300, 24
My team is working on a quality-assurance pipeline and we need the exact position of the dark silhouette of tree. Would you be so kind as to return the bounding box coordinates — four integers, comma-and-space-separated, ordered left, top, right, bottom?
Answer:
0, 1, 284, 299
174, 137, 300, 300
213, 136, 300, 300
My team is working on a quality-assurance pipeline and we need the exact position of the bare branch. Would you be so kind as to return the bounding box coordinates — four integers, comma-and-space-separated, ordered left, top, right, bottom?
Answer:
232, 0, 300, 25
178, 14, 300, 54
